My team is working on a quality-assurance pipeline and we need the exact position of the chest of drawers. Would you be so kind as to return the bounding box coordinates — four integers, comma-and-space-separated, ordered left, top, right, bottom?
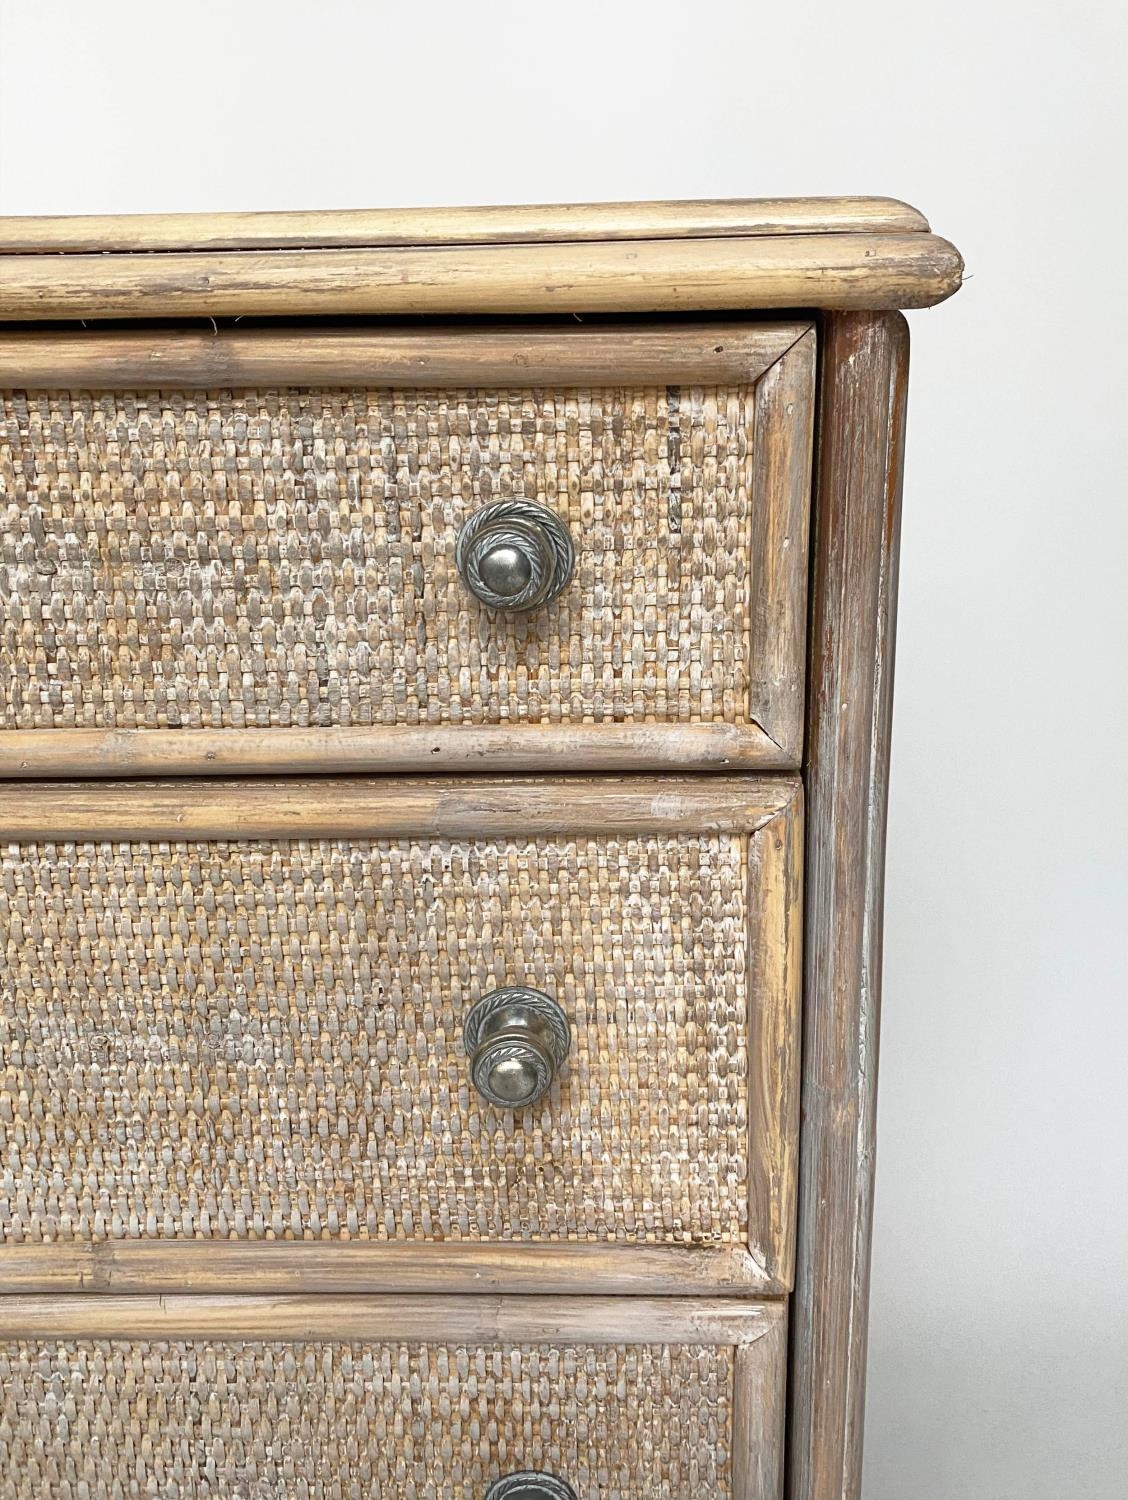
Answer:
0, 198, 961, 1499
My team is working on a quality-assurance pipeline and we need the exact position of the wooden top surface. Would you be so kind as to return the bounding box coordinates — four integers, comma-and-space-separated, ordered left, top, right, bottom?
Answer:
0, 196, 931, 252
0, 197, 961, 317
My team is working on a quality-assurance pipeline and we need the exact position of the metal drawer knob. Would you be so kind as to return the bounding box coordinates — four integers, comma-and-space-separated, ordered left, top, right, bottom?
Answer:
485, 1475, 578, 1500
464, 987, 571, 1110
456, 500, 575, 612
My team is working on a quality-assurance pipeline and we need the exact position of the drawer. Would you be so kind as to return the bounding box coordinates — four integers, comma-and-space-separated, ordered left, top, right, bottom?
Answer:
0, 776, 800, 1296
0, 321, 814, 776
0, 1295, 786, 1499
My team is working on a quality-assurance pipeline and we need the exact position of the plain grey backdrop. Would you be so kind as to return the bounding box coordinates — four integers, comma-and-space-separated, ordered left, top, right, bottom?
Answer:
1, 3, 1125, 1496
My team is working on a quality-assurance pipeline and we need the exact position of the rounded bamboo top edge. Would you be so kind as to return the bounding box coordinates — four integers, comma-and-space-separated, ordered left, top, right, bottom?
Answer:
0, 196, 936, 252
0, 231, 963, 320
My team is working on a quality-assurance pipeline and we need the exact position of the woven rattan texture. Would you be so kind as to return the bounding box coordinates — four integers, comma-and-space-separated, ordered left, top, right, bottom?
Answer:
0, 833, 750, 1245
0, 1339, 735, 1498
0, 385, 756, 731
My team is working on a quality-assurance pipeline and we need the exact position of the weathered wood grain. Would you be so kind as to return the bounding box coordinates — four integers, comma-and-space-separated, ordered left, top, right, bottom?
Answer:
0, 196, 931, 252
734, 1307, 789, 1500
0, 773, 798, 841
748, 787, 805, 1291
0, 723, 792, 778
0, 1242, 770, 1297
0, 319, 804, 391
750, 326, 816, 759
788, 312, 910, 1500
0, 233, 963, 320
0, 1293, 781, 1345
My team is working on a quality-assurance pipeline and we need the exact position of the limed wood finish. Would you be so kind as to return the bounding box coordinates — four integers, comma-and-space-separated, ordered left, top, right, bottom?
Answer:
0, 1292, 777, 1344
0, 232, 962, 319
0, 721, 791, 778
0, 195, 931, 251
788, 313, 910, 1500
0, 1241, 768, 1297
0, 319, 799, 391
0, 772, 794, 840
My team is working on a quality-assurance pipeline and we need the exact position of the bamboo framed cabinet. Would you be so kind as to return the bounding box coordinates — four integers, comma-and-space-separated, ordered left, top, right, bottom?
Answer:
0, 198, 962, 1500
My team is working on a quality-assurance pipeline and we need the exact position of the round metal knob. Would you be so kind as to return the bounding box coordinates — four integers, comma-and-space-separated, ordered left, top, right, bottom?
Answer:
463, 987, 571, 1110
485, 1474, 578, 1500
455, 500, 575, 612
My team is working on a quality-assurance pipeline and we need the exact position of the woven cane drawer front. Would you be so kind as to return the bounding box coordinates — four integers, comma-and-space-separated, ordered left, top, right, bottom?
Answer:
0, 323, 814, 775
0, 1336, 735, 1498
1, 831, 745, 1243
0, 776, 800, 1293
0, 1290, 787, 1499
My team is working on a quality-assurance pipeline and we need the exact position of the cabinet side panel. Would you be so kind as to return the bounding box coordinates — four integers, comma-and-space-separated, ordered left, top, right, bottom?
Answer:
789, 312, 909, 1500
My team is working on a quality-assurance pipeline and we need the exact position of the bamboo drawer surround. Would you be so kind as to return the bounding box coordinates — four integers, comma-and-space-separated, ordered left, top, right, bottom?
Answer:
0, 197, 961, 1500
0, 322, 813, 775
0, 777, 801, 1295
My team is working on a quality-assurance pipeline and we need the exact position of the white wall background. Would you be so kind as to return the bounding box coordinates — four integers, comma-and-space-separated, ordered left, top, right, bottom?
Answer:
1, 4, 1125, 1495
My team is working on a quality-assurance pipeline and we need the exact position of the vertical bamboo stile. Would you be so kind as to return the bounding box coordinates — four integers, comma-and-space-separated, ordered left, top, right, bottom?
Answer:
789, 312, 910, 1500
